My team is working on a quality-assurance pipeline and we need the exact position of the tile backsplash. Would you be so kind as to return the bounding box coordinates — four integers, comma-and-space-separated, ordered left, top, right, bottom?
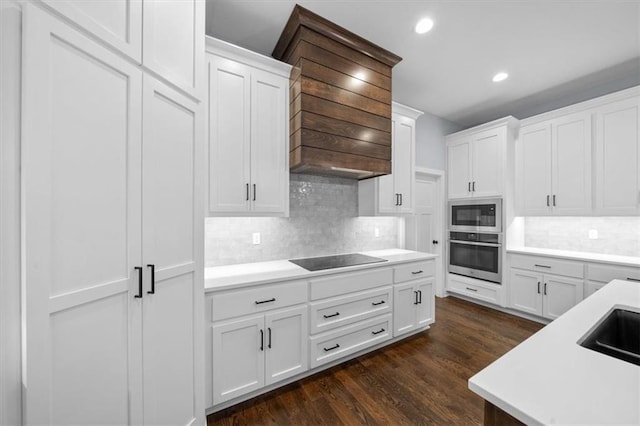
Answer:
205, 174, 401, 266
524, 216, 640, 257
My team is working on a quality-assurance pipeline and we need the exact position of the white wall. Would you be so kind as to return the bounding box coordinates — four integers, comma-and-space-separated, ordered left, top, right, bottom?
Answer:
0, 3, 23, 426
414, 111, 462, 171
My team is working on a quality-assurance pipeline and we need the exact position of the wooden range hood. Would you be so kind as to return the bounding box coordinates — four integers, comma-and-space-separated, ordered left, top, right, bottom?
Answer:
273, 5, 402, 179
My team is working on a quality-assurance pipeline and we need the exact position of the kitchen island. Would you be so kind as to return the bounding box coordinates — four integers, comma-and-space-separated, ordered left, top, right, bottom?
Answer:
469, 279, 640, 425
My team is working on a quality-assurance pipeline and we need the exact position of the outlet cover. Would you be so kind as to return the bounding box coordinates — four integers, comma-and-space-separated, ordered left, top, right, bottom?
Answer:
252, 232, 261, 245
588, 229, 598, 240
374, 227, 380, 237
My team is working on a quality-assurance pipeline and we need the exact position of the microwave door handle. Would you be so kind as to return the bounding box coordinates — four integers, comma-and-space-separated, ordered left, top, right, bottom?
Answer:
449, 240, 502, 247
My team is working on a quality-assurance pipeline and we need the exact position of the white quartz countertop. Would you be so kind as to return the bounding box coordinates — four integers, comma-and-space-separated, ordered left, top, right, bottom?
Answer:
507, 246, 640, 267
204, 249, 437, 291
469, 279, 640, 425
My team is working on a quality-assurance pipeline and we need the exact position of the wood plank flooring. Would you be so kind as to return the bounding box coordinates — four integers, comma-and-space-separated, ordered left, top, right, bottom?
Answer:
207, 296, 544, 425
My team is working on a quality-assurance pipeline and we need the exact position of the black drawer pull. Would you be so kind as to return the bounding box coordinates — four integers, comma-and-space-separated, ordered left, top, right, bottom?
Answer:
323, 312, 340, 319
372, 300, 385, 306
255, 298, 276, 305
323, 343, 340, 352
372, 328, 385, 335
626, 277, 640, 282
412, 270, 423, 275
465, 287, 478, 292
534, 264, 551, 268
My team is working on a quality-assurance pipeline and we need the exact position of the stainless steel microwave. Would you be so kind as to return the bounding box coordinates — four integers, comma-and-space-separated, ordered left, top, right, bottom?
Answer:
449, 198, 502, 233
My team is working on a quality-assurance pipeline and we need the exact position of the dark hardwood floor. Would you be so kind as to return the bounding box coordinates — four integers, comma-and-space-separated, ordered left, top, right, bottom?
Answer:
207, 296, 544, 425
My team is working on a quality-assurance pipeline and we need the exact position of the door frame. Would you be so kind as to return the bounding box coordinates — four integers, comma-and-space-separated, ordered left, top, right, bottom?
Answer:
410, 167, 446, 297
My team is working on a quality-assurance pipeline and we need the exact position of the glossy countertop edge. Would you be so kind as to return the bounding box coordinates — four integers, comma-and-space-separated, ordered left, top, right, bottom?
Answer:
468, 279, 640, 425
506, 246, 640, 267
205, 249, 438, 292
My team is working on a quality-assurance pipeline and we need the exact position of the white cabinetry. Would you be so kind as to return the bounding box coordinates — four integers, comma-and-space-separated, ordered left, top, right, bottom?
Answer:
508, 254, 583, 320
21, 5, 204, 425
446, 117, 518, 199
393, 261, 435, 336
519, 112, 592, 215
206, 37, 290, 216
594, 96, 640, 215
207, 281, 308, 405
585, 263, 640, 298
358, 102, 423, 215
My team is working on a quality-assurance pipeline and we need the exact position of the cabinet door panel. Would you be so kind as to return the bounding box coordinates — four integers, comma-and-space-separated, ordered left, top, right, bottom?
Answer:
142, 0, 204, 96
520, 124, 552, 215
416, 279, 435, 327
41, 0, 142, 61
141, 78, 203, 425
472, 129, 503, 197
251, 69, 288, 213
552, 112, 592, 215
212, 316, 265, 404
508, 270, 543, 316
208, 56, 251, 213
377, 119, 397, 213
543, 276, 583, 320
595, 97, 640, 215
394, 117, 415, 213
448, 141, 471, 199
22, 6, 143, 424
265, 306, 308, 386
393, 282, 417, 336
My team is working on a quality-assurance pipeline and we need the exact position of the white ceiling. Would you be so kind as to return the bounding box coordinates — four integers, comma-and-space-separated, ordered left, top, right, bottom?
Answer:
205, 0, 640, 127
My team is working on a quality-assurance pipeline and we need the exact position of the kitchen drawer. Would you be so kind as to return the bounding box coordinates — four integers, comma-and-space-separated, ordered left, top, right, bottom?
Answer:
394, 260, 435, 283
309, 314, 392, 368
309, 268, 393, 300
447, 275, 500, 305
586, 263, 640, 283
210, 280, 307, 322
510, 254, 584, 278
309, 286, 392, 334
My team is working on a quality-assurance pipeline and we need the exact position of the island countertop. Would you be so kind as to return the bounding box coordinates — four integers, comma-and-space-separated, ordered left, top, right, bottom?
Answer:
205, 249, 437, 291
469, 279, 640, 425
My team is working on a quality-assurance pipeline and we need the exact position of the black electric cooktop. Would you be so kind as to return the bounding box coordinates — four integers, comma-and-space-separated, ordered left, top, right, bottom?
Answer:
289, 253, 387, 271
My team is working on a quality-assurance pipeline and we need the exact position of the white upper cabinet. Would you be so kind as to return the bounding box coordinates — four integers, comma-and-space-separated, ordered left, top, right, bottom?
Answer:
143, 0, 204, 97
40, 0, 204, 98
519, 112, 592, 215
594, 96, 640, 215
206, 37, 290, 217
447, 117, 517, 200
358, 102, 423, 216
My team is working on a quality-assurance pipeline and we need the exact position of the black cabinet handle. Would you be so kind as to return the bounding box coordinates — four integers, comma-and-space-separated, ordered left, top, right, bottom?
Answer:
537, 281, 541, 294
546, 195, 550, 207
465, 287, 478, 292
372, 300, 385, 306
268, 327, 272, 349
372, 328, 385, 335
323, 343, 340, 352
134, 266, 143, 298
534, 264, 551, 269
468, 182, 471, 192
472, 181, 475, 192
323, 312, 340, 319
412, 270, 423, 275
626, 277, 640, 282
414, 291, 419, 305
253, 183, 256, 201
544, 283, 548, 295
399, 193, 403, 206
255, 298, 276, 305
260, 329, 264, 351
146, 264, 155, 294
246, 183, 249, 201
395, 193, 399, 206
418, 290, 422, 304
553, 194, 556, 206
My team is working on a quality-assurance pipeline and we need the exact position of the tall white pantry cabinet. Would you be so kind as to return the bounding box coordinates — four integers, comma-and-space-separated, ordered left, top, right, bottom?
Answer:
18, 2, 205, 425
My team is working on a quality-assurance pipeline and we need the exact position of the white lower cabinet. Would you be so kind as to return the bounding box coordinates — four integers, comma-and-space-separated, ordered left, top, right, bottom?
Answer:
584, 262, 640, 298
509, 269, 583, 319
211, 305, 308, 405
393, 279, 434, 336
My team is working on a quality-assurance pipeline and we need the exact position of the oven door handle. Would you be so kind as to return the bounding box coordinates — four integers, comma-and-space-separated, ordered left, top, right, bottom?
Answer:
449, 240, 502, 248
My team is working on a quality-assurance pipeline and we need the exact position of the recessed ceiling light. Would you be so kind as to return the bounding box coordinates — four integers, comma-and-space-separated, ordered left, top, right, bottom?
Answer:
492, 72, 509, 82
415, 18, 434, 34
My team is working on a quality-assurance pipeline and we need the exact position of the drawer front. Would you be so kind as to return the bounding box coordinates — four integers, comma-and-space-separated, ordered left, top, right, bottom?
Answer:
309, 314, 392, 368
309, 286, 392, 334
587, 263, 640, 283
510, 254, 584, 278
394, 260, 435, 283
309, 268, 393, 300
447, 276, 499, 304
210, 280, 307, 321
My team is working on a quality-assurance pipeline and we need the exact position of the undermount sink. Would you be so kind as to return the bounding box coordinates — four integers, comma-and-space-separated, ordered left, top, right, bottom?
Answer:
579, 307, 640, 366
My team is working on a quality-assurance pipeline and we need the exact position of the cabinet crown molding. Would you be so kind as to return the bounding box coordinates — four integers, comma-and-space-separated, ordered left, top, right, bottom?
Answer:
392, 101, 424, 120
446, 116, 519, 142
205, 36, 292, 78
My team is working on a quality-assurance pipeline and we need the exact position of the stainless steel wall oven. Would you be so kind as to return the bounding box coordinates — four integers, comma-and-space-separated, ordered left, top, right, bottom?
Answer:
448, 231, 502, 283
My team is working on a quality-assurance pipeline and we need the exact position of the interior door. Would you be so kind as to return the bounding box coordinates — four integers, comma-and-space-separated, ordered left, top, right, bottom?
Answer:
265, 306, 308, 386
22, 6, 143, 424
141, 76, 204, 426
